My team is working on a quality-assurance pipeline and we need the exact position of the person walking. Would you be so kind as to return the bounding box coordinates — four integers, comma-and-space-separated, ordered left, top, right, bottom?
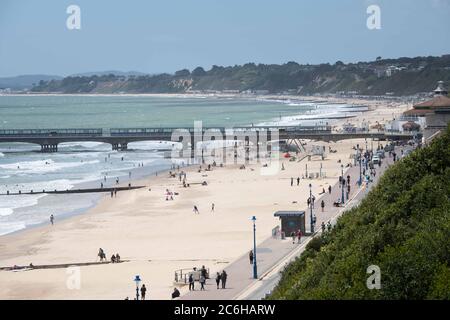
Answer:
215, 272, 221, 289
297, 229, 302, 244
50, 214, 54, 226
188, 273, 195, 291
328, 185, 332, 194
199, 274, 206, 291
321, 200, 325, 212
249, 250, 254, 265
291, 231, 296, 244
193, 205, 199, 214
291, 177, 293, 186
140, 284, 147, 300
297, 177, 300, 186
221, 270, 227, 289
321, 222, 325, 233
211, 203, 215, 213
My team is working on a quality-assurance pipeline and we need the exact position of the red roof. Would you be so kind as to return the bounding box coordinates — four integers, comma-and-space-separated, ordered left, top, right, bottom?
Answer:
413, 95, 450, 108
404, 95, 450, 116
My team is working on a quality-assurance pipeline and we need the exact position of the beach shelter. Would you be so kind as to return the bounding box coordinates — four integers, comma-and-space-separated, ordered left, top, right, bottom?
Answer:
274, 211, 306, 237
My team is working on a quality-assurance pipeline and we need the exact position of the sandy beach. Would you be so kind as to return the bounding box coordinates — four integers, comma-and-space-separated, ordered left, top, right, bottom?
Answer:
0, 97, 410, 299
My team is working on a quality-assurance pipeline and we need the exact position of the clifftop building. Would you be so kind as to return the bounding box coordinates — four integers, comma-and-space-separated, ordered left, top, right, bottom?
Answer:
404, 81, 450, 142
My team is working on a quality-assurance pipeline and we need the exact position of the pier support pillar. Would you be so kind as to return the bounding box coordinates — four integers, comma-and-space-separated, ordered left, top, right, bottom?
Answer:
40, 144, 58, 153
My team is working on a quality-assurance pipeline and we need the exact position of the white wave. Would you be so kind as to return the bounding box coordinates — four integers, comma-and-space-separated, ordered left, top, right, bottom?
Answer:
0, 193, 46, 216
59, 141, 109, 149
128, 141, 181, 150
0, 152, 4, 157
0, 207, 13, 216
0, 159, 100, 174
0, 221, 26, 236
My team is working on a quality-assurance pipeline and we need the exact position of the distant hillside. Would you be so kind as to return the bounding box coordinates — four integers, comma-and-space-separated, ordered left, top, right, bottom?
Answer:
31, 55, 450, 96
269, 126, 450, 300
70, 70, 148, 77
0, 74, 62, 90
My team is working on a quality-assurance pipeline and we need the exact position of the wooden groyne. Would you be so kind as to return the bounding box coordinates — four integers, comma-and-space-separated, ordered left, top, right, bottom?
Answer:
1, 186, 146, 196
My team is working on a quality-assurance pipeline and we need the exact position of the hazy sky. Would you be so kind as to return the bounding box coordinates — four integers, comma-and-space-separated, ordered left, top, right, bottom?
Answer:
1, 0, 449, 77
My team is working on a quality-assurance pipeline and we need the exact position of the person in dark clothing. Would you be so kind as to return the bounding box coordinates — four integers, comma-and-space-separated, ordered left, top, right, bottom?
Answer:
215, 272, 221, 289
140, 284, 147, 300
328, 185, 332, 194
188, 274, 195, 291
172, 287, 180, 299
321, 200, 325, 212
221, 270, 227, 289
297, 177, 300, 186
290, 177, 293, 186
249, 250, 254, 265
201, 265, 207, 277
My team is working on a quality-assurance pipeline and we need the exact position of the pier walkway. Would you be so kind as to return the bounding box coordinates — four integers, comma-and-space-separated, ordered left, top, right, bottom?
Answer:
0, 126, 416, 152
180, 146, 401, 300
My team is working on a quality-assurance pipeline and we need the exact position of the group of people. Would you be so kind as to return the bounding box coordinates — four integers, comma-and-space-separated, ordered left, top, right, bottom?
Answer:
165, 189, 175, 201
290, 229, 303, 244
290, 177, 302, 186
97, 248, 121, 263
215, 270, 228, 289
187, 265, 226, 291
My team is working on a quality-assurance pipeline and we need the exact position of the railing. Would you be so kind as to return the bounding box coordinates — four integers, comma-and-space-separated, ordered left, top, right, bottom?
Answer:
174, 267, 210, 284
0, 128, 103, 137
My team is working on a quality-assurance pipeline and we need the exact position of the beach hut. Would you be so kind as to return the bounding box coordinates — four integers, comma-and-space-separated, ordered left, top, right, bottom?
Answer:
274, 211, 306, 237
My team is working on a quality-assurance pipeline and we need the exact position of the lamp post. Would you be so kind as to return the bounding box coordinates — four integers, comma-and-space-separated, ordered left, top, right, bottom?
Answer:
134, 275, 141, 300
251, 216, 257, 279
341, 164, 344, 204
309, 184, 314, 234
358, 151, 362, 186
365, 139, 369, 171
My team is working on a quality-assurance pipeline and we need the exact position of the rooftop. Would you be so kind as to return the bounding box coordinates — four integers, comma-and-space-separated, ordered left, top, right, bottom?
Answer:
274, 211, 305, 217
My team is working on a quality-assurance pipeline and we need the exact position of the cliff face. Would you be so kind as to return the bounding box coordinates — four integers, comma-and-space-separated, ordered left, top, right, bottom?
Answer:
31, 55, 450, 96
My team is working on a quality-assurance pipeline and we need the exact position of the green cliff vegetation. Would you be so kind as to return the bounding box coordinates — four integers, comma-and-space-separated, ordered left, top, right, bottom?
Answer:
31, 55, 450, 95
269, 127, 450, 300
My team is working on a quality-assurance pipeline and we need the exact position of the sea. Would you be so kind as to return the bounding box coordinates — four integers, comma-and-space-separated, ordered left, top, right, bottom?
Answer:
0, 95, 366, 235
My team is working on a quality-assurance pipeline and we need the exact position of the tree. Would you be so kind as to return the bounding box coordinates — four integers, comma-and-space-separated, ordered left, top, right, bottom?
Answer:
191, 67, 206, 77
175, 69, 190, 77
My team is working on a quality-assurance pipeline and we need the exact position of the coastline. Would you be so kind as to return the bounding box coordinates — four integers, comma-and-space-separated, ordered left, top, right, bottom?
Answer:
0, 97, 410, 299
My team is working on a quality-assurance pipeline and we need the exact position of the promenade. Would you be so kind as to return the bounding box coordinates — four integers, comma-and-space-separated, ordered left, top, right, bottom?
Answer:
180, 147, 400, 300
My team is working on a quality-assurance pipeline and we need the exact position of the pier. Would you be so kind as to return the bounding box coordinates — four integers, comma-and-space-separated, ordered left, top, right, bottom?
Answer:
0, 126, 419, 153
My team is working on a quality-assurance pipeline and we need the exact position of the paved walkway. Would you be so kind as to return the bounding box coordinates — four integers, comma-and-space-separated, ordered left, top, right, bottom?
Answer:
181, 146, 401, 300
